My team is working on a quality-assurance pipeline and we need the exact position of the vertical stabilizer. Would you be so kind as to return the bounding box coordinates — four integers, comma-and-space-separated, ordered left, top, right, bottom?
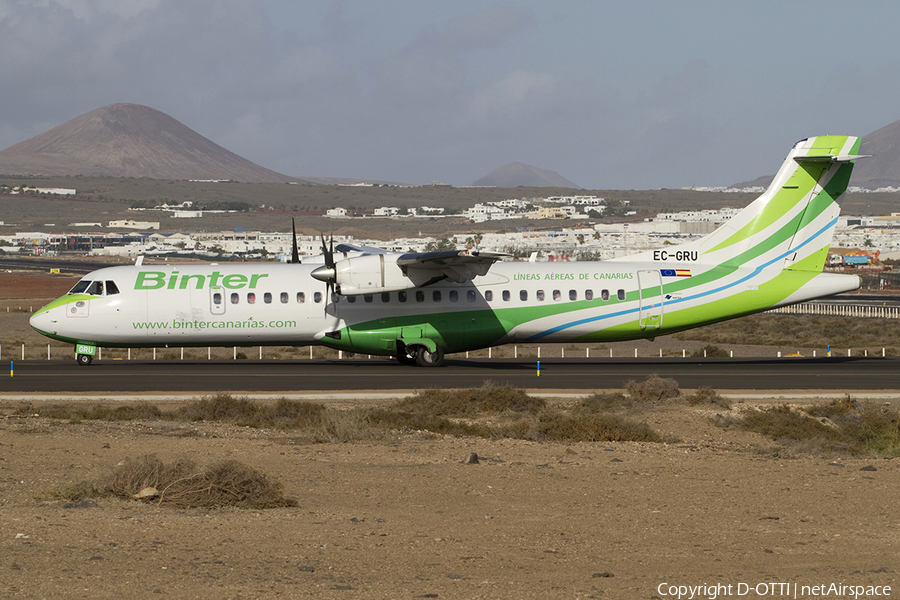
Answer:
698, 135, 863, 271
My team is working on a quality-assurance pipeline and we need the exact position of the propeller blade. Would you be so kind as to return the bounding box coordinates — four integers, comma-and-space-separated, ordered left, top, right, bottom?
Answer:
290, 216, 300, 264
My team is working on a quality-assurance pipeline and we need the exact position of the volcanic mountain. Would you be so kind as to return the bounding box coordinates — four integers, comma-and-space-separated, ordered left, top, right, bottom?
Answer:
731, 120, 900, 190
469, 162, 579, 188
0, 103, 300, 183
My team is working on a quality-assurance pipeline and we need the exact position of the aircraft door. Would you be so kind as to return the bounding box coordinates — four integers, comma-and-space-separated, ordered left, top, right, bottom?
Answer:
638, 270, 663, 330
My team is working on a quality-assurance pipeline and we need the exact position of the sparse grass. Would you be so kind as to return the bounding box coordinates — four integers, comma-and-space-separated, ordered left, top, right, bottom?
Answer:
394, 381, 546, 417
685, 386, 731, 409
691, 344, 729, 358
674, 313, 900, 354
16, 401, 163, 421
20, 384, 673, 445
506, 408, 668, 443
715, 399, 900, 456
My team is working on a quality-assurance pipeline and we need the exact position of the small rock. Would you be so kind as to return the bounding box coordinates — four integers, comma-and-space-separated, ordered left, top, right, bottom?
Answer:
134, 487, 159, 499
592, 572, 614, 578
760, 516, 780, 520
610, 458, 623, 463
14, 533, 29, 539
298, 566, 315, 572
102, 443, 110, 449
860, 465, 878, 472
463, 452, 479, 465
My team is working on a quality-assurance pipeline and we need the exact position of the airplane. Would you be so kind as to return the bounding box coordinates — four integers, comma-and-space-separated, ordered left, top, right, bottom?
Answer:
30, 135, 866, 368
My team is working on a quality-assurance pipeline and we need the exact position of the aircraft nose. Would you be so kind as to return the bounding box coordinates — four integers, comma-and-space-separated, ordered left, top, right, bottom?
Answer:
30, 308, 58, 335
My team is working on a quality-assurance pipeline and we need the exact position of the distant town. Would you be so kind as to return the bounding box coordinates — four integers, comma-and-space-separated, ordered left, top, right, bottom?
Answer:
2, 185, 899, 271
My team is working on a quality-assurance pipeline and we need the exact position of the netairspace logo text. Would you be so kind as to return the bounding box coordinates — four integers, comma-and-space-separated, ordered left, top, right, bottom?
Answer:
656, 582, 892, 599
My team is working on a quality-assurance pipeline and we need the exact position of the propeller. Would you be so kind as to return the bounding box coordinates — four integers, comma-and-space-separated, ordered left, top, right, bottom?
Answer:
290, 216, 300, 264
311, 232, 339, 314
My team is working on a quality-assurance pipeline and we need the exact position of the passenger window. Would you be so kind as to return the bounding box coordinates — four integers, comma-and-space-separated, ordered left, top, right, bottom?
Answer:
382, 292, 390, 303
552, 289, 561, 301
502, 290, 510, 301
247, 292, 256, 304
617, 289, 626, 301
106, 281, 120, 295
398, 291, 407, 302
280, 292, 288, 304
87, 281, 104, 296
569, 290, 577, 301
485, 290, 494, 301
585, 289, 593, 301
297, 292, 305, 303
467, 290, 476, 302
213, 292, 222, 304
231, 293, 239, 304
264, 292, 272, 304
520, 290, 528, 301
416, 291, 424, 302
432, 291, 441, 302
450, 290, 458, 302
537, 289, 545, 301
314, 291, 322, 303
364, 294, 374, 303
601, 289, 610, 301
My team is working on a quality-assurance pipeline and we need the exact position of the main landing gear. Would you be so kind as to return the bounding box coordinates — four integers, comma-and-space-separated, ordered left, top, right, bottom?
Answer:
76, 354, 93, 366
396, 344, 445, 367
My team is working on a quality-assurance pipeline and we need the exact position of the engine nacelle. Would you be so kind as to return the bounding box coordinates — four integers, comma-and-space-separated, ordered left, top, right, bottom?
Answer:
331, 254, 414, 295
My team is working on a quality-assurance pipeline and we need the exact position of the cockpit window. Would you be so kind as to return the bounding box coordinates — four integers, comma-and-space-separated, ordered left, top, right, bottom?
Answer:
69, 280, 91, 294
106, 281, 120, 295
86, 281, 105, 296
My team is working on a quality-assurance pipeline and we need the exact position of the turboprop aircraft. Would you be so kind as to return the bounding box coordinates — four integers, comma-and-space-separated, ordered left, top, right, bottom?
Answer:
31, 135, 865, 367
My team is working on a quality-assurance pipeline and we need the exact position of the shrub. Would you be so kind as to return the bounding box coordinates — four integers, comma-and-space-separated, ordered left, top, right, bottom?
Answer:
624, 375, 682, 405
395, 381, 546, 417
691, 344, 729, 358
686, 386, 731, 409
100, 454, 296, 509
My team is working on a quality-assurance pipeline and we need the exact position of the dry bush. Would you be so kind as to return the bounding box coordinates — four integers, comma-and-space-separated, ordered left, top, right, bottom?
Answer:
715, 400, 900, 456
366, 407, 491, 437
624, 375, 682, 405
17, 402, 162, 422
100, 454, 296, 509
686, 386, 731, 409
691, 344, 729, 358
395, 381, 546, 417
173, 394, 326, 429
507, 408, 667, 443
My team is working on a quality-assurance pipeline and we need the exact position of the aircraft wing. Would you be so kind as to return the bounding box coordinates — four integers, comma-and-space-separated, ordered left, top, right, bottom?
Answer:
396, 250, 508, 284
334, 243, 390, 254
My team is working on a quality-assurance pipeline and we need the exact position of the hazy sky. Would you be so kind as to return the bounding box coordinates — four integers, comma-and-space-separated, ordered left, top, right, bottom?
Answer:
2, 1, 898, 188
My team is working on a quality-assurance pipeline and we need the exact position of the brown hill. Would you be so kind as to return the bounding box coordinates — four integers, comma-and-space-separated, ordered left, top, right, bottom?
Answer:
0, 103, 301, 183
469, 162, 580, 188
852, 119, 900, 189
732, 124, 900, 190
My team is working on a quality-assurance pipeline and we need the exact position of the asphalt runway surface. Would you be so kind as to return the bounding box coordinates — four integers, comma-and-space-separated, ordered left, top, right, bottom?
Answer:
1, 356, 897, 394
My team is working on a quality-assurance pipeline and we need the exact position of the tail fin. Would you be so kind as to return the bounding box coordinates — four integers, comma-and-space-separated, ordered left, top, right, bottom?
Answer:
698, 135, 864, 271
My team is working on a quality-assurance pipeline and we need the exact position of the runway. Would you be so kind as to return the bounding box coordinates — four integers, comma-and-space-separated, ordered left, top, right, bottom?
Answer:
1, 356, 898, 395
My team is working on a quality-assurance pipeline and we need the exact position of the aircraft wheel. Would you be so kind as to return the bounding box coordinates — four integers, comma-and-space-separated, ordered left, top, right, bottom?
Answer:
76, 354, 93, 366
415, 345, 444, 368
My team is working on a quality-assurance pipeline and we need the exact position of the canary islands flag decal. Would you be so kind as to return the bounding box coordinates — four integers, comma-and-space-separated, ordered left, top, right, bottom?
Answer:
661, 269, 692, 277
